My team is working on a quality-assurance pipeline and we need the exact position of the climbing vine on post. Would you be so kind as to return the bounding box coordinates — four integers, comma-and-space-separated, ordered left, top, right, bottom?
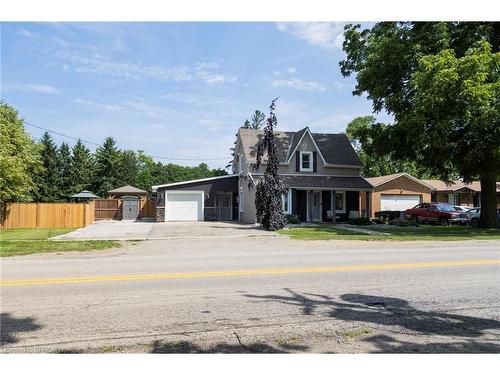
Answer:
252, 99, 288, 231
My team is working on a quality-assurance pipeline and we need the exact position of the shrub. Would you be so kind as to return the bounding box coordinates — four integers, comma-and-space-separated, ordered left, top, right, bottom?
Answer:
286, 214, 301, 224
350, 216, 373, 226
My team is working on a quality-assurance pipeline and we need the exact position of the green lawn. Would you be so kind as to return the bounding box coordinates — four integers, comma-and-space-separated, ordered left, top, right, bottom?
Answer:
0, 228, 75, 240
0, 228, 120, 257
279, 224, 500, 241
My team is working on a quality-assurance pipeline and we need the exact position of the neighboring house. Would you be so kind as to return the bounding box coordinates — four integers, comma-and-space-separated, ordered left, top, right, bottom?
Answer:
421, 180, 500, 208
362, 173, 435, 216
152, 126, 373, 223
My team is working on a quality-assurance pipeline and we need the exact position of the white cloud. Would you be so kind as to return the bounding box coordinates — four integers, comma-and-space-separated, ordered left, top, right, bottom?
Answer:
9, 84, 61, 94
276, 22, 345, 49
54, 51, 237, 85
287, 67, 297, 74
271, 78, 326, 92
73, 98, 123, 112
18, 29, 38, 38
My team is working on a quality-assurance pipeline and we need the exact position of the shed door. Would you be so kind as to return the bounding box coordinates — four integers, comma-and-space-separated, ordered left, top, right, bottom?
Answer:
122, 199, 139, 220
165, 191, 203, 221
380, 194, 421, 211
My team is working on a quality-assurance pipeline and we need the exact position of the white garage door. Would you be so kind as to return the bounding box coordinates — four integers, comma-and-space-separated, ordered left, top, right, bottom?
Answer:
165, 191, 204, 221
380, 195, 421, 211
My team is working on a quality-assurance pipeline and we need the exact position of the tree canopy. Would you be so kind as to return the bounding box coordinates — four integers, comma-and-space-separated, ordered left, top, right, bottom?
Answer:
345, 116, 435, 178
340, 22, 499, 227
0, 102, 41, 202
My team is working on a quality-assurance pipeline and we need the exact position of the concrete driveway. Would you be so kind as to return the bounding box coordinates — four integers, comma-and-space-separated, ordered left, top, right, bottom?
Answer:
53, 220, 276, 240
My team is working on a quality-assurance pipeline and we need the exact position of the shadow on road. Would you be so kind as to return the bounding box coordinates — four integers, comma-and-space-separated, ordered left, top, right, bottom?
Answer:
244, 289, 500, 353
0, 312, 41, 346
149, 338, 308, 353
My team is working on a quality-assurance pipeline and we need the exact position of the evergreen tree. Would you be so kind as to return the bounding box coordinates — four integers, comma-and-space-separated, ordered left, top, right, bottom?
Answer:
119, 150, 139, 186
250, 110, 266, 129
93, 137, 122, 197
227, 109, 266, 169
34, 132, 59, 202
0, 102, 42, 202
70, 139, 94, 194
252, 99, 287, 231
56, 142, 73, 200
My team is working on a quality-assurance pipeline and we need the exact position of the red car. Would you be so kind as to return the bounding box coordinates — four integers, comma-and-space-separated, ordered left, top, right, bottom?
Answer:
405, 203, 464, 225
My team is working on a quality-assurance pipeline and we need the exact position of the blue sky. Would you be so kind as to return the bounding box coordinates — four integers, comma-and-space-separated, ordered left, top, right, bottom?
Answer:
1, 22, 389, 169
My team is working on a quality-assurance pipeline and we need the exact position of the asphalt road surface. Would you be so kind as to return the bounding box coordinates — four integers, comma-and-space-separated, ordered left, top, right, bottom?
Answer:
1, 237, 499, 353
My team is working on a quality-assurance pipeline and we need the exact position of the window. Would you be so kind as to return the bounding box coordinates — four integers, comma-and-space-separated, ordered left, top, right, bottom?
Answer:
300, 151, 313, 171
282, 189, 291, 214
331, 191, 345, 213
239, 188, 244, 212
335, 192, 343, 211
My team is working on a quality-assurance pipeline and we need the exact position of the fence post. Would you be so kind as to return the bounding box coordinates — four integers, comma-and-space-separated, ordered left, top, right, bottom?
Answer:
36, 203, 41, 228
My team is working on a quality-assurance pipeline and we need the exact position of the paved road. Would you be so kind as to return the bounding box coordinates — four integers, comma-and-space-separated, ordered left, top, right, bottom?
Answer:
1, 238, 499, 353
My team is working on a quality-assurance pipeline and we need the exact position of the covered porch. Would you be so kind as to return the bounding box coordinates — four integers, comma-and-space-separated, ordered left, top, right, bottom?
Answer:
281, 175, 373, 223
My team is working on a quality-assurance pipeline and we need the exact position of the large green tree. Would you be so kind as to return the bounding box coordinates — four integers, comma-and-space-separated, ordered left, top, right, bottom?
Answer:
346, 116, 435, 178
70, 139, 94, 194
93, 137, 123, 197
34, 131, 60, 202
0, 102, 41, 202
340, 22, 499, 227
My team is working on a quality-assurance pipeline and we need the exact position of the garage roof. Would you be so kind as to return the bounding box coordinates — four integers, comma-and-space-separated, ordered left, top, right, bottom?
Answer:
367, 173, 435, 191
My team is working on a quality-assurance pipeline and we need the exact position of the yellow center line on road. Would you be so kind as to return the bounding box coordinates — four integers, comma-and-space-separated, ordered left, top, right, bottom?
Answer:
1, 259, 499, 287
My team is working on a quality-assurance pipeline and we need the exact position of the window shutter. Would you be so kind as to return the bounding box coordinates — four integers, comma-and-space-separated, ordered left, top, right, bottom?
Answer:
313, 152, 317, 172
295, 151, 300, 172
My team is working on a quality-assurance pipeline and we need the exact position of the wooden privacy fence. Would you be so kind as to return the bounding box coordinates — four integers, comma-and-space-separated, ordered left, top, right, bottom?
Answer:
0, 201, 95, 229
94, 199, 156, 221
94, 199, 122, 220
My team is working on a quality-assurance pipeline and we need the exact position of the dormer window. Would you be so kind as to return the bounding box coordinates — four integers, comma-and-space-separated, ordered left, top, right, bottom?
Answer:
300, 151, 313, 172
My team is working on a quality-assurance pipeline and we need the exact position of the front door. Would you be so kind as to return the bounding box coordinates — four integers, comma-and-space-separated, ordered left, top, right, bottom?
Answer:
217, 193, 232, 221
309, 191, 321, 221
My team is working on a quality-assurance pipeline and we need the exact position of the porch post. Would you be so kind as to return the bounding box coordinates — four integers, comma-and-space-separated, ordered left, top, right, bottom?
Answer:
366, 191, 371, 218
332, 190, 336, 223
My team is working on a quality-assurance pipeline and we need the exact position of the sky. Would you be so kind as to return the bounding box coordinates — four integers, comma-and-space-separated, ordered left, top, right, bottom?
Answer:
1, 22, 390, 169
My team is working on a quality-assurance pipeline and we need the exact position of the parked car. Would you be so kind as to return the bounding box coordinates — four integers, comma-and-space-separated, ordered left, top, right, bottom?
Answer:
452, 206, 474, 224
467, 208, 500, 227
405, 203, 465, 225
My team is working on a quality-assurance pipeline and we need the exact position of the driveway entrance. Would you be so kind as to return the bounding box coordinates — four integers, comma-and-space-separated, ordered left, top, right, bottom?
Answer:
52, 221, 275, 240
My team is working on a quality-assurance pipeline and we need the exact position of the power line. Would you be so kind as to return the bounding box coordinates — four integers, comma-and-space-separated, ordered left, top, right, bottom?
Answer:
24, 121, 231, 162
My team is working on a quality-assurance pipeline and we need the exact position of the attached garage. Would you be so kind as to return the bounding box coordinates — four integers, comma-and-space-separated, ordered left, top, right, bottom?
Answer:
380, 194, 420, 211
165, 191, 204, 221
152, 175, 239, 222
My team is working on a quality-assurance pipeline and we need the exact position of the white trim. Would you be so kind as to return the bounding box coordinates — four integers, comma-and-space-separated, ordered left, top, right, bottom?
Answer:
152, 174, 237, 191
300, 151, 313, 172
165, 190, 204, 221
286, 127, 327, 165
251, 172, 365, 177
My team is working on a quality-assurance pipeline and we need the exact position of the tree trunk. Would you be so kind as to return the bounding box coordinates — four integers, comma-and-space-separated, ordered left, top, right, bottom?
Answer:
479, 171, 498, 228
